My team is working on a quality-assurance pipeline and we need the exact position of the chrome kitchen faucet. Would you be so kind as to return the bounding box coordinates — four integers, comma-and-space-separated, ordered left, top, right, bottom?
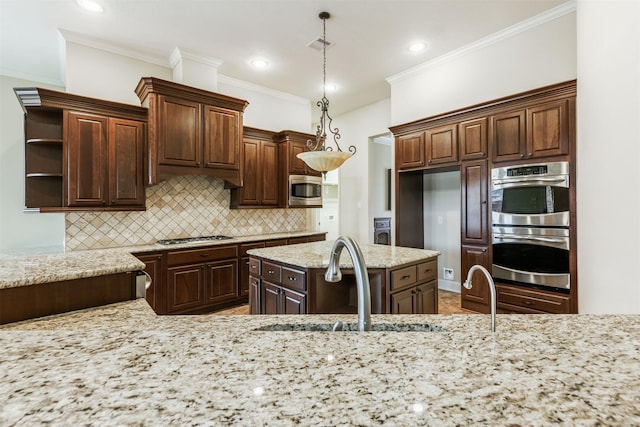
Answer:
463, 265, 497, 333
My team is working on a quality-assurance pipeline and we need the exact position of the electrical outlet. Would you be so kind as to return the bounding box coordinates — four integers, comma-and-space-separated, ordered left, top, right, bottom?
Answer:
443, 268, 454, 280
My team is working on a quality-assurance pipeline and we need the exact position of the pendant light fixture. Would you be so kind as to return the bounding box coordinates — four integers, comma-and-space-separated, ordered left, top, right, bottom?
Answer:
297, 11, 356, 178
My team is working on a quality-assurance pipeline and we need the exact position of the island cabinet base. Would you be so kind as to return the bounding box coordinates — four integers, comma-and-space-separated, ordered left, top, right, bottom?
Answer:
248, 257, 439, 315
0, 272, 136, 325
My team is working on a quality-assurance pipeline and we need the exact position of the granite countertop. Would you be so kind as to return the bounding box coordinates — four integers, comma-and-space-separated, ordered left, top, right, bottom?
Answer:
1, 299, 639, 425
248, 240, 440, 269
0, 231, 325, 290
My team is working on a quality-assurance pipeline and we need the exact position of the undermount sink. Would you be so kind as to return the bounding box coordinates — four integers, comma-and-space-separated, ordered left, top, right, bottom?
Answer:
253, 323, 447, 332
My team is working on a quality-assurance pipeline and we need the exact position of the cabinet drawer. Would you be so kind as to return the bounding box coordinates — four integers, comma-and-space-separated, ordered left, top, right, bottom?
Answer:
262, 261, 282, 283
240, 242, 266, 257
496, 284, 570, 314
265, 239, 288, 247
167, 245, 238, 267
282, 267, 306, 292
391, 265, 417, 291
417, 260, 437, 282
248, 258, 261, 276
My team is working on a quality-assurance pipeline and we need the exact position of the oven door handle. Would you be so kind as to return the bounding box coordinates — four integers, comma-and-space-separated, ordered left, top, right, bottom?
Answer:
492, 177, 566, 186
494, 234, 566, 244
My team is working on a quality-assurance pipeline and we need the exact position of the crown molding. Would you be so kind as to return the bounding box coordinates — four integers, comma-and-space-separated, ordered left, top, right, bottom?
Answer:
386, 0, 577, 84
169, 47, 224, 69
217, 74, 310, 105
58, 28, 170, 67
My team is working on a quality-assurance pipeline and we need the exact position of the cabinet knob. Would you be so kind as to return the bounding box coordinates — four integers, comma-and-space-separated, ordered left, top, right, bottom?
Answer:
201, 253, 210, 257
287, 276, 297, 281
528, 153, 533, 157
428, 160, 432, 164
267, 269, 275, 274
250, 264, 257, 269
523, 300, 533, 306
520, 154, 525, 159
482, 200, 487, 205
401, 274, 411, 280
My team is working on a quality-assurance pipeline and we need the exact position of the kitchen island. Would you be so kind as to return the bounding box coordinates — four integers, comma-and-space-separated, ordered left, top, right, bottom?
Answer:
247, 241, 440, 315
1, 299, 639, 425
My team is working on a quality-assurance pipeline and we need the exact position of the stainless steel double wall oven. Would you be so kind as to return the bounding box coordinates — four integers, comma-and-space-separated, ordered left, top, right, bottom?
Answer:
491, 161, 571, 291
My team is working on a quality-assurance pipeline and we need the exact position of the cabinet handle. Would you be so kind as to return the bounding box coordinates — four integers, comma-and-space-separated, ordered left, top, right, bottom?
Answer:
423, 269, 432, 273
250, 264, 258, 269
523, 300, 533, 306
287, 276, 297, 281
482, 248, 487, 252
401, 274, 411, 280
428, 160, 432, 164
201, 253, 210, 257
520, 154, 525, 159
528, 153, 533, 157
267, 269, 275, 274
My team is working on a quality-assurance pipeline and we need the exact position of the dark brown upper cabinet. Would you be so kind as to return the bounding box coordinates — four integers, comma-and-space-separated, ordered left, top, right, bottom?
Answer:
396, 132, 425, 171
491, 98, 570, 163
230, 127, 279, 208
15, 87, 147, 212
274, 130, 322, 177
135, 77, 249, 188
459, 117, 488, 160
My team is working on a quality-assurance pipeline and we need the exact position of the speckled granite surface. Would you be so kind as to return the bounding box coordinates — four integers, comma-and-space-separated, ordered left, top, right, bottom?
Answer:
248, 241, 440, 268
0, 231, 325, 289
2, 300, 638, 425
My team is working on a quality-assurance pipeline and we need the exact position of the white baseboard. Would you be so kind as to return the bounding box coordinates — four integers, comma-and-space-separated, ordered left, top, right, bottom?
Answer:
438, 279, 460, 294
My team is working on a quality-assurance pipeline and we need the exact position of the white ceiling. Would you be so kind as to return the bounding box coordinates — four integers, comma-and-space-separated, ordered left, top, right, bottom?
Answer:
0, 0, 567, 115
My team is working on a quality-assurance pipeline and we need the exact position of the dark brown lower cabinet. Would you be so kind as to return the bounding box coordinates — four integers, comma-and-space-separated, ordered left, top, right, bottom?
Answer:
461, 244, 491, 313
167, 264, 206, 313
250, 256, 438, 315
204, 259, 238, 305
496, 282, 570, 314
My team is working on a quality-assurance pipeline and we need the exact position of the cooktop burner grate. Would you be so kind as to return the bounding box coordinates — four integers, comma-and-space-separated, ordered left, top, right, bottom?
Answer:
157, 235, 234, 245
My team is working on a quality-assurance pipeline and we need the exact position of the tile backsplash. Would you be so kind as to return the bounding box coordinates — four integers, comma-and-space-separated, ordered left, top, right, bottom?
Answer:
65, 175, 308, 250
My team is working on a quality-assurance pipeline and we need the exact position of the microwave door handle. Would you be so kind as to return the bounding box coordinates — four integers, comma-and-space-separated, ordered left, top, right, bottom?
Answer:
494, 234, 566, 244
493, 177, 566, 186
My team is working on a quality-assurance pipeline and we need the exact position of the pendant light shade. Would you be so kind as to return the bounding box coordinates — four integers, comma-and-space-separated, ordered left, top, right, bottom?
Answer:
297, 11, 356, 178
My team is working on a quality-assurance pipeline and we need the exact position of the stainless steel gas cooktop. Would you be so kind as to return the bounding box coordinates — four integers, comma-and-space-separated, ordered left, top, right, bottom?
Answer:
157, 235, 234, 245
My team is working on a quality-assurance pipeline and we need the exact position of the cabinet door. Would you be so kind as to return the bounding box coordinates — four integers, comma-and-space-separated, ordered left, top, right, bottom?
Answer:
260, 141, 279, 205
204, 259, 238, 305
289, 141, 310, 175
390, 287, 415, 314
167, 264, 205, 313
416, 280, 437, 314
459, 118, 487, 160
491, 110, 526, 163
136, 253, 163, 314
108, 118, 145, 206
395, 133, 424, 170
249, 275, 261, 314
240, 138, 260, 205
282, 289, 306, 314
158, 95, 201, 167
203, 105, 240, 170
65, 111, 109, 207
425, 124, 458, 166
261, 281, 281, 315
461, 160, 488, 245
461, 245, 491, 312
527, 99, 569, 159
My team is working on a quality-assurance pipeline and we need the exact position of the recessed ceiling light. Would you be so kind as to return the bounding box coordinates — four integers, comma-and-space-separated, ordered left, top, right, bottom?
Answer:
76, 0, 104, 13
408, 41, 429, 53
250, 57, 270, 70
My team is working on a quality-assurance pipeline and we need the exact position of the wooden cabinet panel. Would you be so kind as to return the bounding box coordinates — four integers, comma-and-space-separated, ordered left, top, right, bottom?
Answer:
262, 261, 282, 283
282, 267, 306, 292
248, 275, 260, 314
425, 124, 458, 165
204, 259, 238, 305
459, 118, 487, 160
65, 111, 108, 206
416, 280, 437, 314
203, 105, 240, 170
390, 287, 414, 314
239, 138, 260, 205
527, 99, 569, 159
461, 160, 488, 245
166, 245, 238, 267
461, 245, 491, 312
417, 260, 437, 282
136, 252, 164, 313
167, 265, 205, 312
390, 265, 417, 291
289, 141, 309, 175
282, 289, 306, 314
496, 283, 570, 314
395, 133, 424, 170
108, 118, 145, 206
260, 140, 279, 205
261, 281, 281, 315
158, 95, 201, 167
491, 110, 526, 163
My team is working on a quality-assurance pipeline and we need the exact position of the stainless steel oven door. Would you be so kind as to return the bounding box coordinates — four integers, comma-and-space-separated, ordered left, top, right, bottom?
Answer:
491, 177, 570, 227
492, 226, 570, 290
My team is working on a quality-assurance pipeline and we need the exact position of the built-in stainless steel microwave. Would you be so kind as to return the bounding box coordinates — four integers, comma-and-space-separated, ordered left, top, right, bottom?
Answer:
289, 175, 322, 207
